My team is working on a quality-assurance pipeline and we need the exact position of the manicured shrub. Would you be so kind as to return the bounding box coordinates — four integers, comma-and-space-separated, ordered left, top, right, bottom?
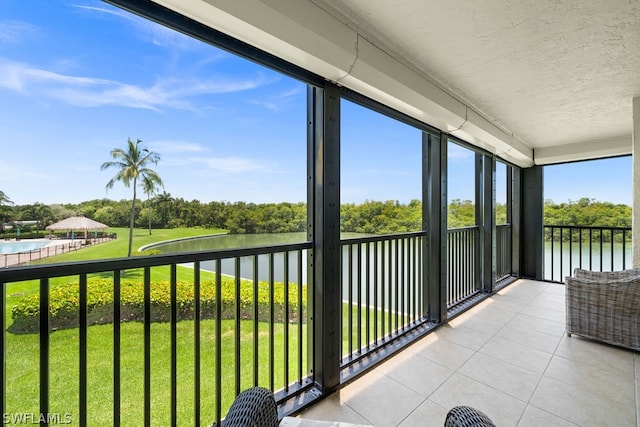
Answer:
9, 277, 307, 334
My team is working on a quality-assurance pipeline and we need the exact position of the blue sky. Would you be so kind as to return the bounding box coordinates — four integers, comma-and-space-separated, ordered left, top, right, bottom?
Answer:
0, 1, 633, 207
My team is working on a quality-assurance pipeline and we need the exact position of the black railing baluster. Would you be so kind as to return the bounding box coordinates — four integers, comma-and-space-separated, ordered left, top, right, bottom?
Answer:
599, 229, 604, 271
268, 253, 274, 391
79, 274, 87, 427
170, 265, 178, 427
610, 230, 615, 271
623, 230, 627, 268
143, 268, 151, 427
357, 243, 362, 353
284, 252, 289, 390
113, 269, 121, 427
39, 278, 49, 426
569, 228, 573, 277
193, 262, 201, 427
388, 239, 393, 337
373, 241, 379, 345
234, 258, 241, 396
365, 242, 370, 349
252, 255, 259, 387
215, 260, 222, 426
348, 244, 353, 357
380, 241, 386, 339
297, 249, 303, 384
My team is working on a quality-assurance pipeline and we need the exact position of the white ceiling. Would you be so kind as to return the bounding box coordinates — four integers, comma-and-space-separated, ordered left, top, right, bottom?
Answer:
153, 0, 640, 166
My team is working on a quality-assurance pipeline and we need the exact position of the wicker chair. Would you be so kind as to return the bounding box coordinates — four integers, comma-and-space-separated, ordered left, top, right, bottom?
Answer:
220, 387, 279, 427
444, 406, 495, 427
565, 268, 640, 351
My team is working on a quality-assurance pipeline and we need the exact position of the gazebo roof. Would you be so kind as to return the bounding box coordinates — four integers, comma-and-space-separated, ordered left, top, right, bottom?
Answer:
45, 216, 109, 231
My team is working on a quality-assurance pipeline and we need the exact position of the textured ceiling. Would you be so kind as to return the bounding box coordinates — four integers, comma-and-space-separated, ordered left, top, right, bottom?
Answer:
310, 0, 640, 150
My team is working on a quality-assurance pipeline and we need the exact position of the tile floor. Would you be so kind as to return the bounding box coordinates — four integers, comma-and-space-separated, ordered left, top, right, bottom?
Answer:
295, 279, 639, 427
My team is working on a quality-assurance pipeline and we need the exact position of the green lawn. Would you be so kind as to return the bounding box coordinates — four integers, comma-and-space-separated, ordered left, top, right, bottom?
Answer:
5, 319, 307, 426
3, 227, 391, 426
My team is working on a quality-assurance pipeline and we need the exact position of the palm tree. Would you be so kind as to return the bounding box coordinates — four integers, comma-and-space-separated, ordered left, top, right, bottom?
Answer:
101, 138, 162, 257
141, 174, 163, 235
154, 191, 174, 227
0, 191, 14, 233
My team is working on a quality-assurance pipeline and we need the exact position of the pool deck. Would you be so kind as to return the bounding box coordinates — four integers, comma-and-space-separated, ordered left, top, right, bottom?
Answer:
1, 239, 83, 268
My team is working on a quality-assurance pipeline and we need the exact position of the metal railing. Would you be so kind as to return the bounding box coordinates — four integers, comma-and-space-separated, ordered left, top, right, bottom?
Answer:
544, 225, 632, 282
339, 232, 429, 367
447, 227, 480, 307
496, 224, 512, 281
1, 238, 114, 268
1, 242, 312, 426
1, 228, 515, 425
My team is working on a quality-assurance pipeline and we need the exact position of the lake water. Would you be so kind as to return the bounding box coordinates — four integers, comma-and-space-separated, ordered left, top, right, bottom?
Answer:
544, 241, 633, 281
150, 232, 406, 306
151, 232, 310, 285
151, 232, 619, 287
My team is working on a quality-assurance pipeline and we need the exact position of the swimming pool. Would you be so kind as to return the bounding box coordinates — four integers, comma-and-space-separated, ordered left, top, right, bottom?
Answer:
0, 240, 50, 254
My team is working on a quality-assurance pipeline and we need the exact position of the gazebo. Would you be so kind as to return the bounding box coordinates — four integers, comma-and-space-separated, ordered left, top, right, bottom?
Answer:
45, 216, 109, 240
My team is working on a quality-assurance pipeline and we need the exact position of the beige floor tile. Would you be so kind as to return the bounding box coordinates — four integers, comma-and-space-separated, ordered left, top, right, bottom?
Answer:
339, 371, 425, 426
517, 405, 578, 427
458, 352, 540, 401
484, 295, 529, 314
295, 281, 637, 427
544, 355, 635, 407
480, 336, 553, 374
555, 335, 635, 377
447, 309, 513, 335
408, 334, 475, 370
508, 313, 566, 337
495, 323, 562, 354
431, 323, 493, 351
296, 392, 372, 425
527, 295, 566, 313
377, 351, 454, 397
429, 373, 526, 426
519, 305, 566, 323
397, 399, 448, 427
530, 376, 636, 426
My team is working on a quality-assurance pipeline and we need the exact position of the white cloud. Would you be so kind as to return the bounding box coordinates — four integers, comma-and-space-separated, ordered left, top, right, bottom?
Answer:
0, 59, 269, 111
72, 3, 206, 52
247, 85, 303, 111
148, 141, 208, 154
164, 156, 269, 175
0, 20, 39, 44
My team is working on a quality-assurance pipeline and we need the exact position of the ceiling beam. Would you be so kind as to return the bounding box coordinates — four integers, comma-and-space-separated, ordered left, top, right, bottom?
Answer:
533, 136, 631, 165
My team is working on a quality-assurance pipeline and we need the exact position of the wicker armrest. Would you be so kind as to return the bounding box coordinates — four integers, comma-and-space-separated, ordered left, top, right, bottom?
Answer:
222, 387, 279, 427
573, 267, 640, 281
444, 406, 495, 427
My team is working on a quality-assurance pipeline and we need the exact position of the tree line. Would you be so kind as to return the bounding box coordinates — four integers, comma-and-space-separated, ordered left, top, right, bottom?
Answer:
0, 196, 631, 236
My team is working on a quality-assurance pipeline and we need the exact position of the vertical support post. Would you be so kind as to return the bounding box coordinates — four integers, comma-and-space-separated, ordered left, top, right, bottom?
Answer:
474, 153, 483, 288
632, 97, 640, 267
481, 155, 496, 292
425, 132, 447, 323
309, 84, 341, 393
506, 165, 514, 275
511, 167, 522, 276
520, 166, 544, 279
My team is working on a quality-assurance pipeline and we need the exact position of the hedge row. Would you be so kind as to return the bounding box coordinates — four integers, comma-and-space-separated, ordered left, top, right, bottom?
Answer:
10, 277, 307, 334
